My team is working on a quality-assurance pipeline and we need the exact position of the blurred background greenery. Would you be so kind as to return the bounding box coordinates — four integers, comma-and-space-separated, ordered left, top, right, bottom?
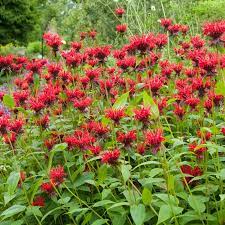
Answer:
0, 0, 225, 56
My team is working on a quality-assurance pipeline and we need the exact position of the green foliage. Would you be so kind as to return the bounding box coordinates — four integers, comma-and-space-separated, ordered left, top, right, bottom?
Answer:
0, 0, 39, 45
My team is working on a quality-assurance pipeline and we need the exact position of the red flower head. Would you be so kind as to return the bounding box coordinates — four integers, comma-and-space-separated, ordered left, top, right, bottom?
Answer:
0, 115, 10, 134
105, 108, 125, 124
185, 96, 200, 110
9, 119, 24, 134
189, 141, 207, 159
85, 68, 101, 81
93, 46, 111, 62
50, 165, 66, 186
145, 76, 164, 96
41, 182, 54, 195
44, 138, 56, 151
198, 53, 218, 75
71, 41, 82, 52
129, 34, 156, 54
80, 32, 88, 40
204, 99, 213, 113
117, 56, 136, 71
32, 196, 45, 207
191, 35, 205, 49
145, 129, 165, 154
47, 63, 62, 78
113, 49, 126, 60
115, 8, 125, 17
43, 32, 63, 52
221, 127, 225, 136
101, 149, 120, 164
168, 24, 181, 35
173, 103, 185, 119
62, 50, 83, 68
180, 25, 189, 35
3, 132, 17, 145
89, 145, 102, 155
36, 115, 49, 129
203, 21, 225, 42
116, 130, 136, 146
0, 55, 14, 72
89, 30, 97, 39
181, 165, 202, 186
155, 33, 168, 48
160, 18, 172, 29
64, 130, 96, 151
13, 90, 29, 106
172, 62, 183, 75
83, 121, 109, 137
73, 97, 92, 111
197, 130, 212, 141
134, 106, 151, 124
116, 24, 127, 33
29, 97, 45, 113
137, 143, 146, 155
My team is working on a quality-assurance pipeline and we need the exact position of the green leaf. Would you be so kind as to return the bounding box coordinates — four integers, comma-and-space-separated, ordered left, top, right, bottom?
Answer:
7, 172, 20, 195
142, 91, 159, 119
97, 165, 107, 184
215, 79, 225, 96
1, 205, 26, 219
93, 200, 114, 207
157, 204, 183, 224
157, 205, 171, 224
142, 187, 152, 205
121, 165, 131, 182
3, 94, 15, 109
167, 174, 175, 192
107, 202, 130, 211
188, 195, 206, 213
113, 92, 129, 109
26, 206, 43, 217
130, 204, 145, 225
4, 193, 16, 205
30, 178, 43, 203
91, 219, 108, 225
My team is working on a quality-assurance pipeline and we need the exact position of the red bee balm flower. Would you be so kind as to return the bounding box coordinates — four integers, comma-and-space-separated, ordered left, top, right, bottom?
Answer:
181, 165, 202, 186
134, 107, 151, 124
117, 130, 136, 146
221, 128, 225, 136
115, 8, 125, 17
32, 196, 45, 207
145, 129, 165, 154
101, 149, 120, 164
73, 97, 92, 111
41, 182, 54, 195
116, 24, 127, 33
160, 18, 172, 29
105, 108, 125, 123
49, 165, 66, 186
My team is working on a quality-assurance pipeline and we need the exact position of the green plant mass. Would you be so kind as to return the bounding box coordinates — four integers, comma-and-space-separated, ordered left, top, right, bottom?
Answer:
0, 1, 225, 225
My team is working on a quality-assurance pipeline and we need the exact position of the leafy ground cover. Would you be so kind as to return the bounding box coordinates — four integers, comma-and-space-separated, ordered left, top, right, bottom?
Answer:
0, 8, 225, 225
